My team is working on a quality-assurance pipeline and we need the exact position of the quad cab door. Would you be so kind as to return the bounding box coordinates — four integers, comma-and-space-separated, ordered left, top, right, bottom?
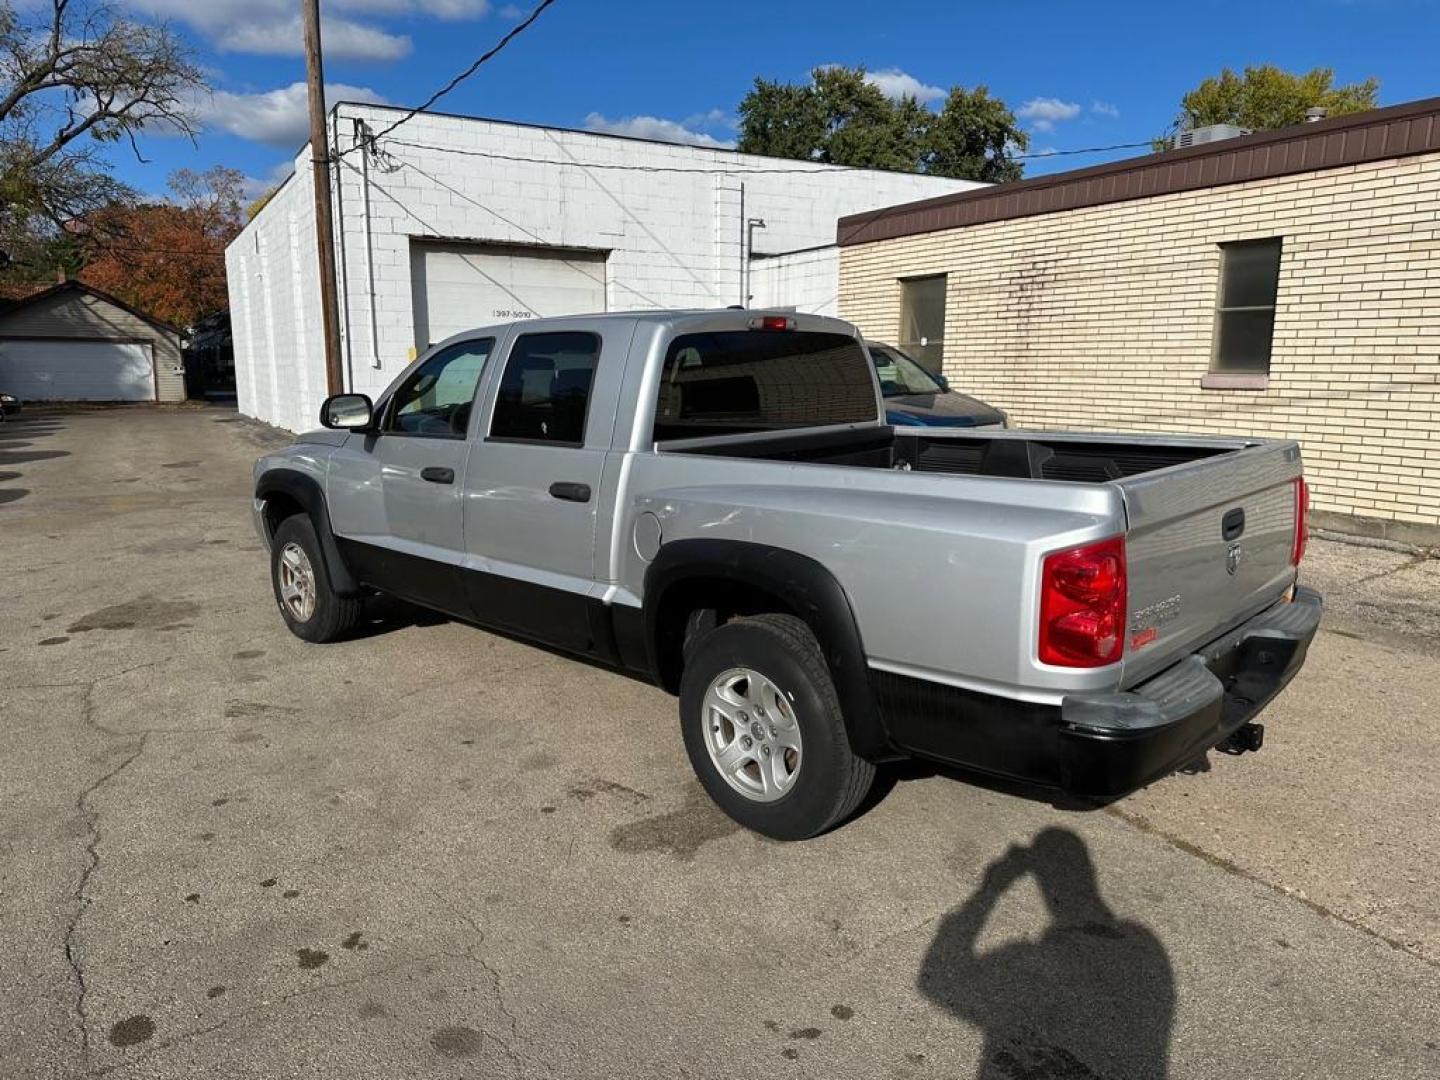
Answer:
461, 322, 631, 652
326, 336, 497, 615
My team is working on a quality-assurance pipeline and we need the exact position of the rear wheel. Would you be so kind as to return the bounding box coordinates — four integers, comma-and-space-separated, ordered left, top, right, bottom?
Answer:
679, 613, 874, 840
269, 515, 362, 643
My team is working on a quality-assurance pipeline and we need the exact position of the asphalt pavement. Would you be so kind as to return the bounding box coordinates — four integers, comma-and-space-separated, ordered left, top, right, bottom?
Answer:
2, 405, 1437, 1080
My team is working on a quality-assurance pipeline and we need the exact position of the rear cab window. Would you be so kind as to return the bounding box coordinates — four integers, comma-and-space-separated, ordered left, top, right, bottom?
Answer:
653, 330, 876, 442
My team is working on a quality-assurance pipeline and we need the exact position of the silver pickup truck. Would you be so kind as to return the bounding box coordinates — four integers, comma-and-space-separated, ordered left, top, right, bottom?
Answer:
253, 310, 1321, 839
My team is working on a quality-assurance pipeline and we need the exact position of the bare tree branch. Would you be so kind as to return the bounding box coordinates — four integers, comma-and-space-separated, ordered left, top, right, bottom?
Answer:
0, 0, 205, 227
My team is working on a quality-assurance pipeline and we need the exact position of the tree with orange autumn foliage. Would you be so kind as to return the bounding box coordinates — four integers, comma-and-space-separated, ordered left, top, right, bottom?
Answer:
77, 167, 244, 328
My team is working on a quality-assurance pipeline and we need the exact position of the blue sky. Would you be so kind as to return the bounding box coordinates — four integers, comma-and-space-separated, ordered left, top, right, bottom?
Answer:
95, 0, 1440, 198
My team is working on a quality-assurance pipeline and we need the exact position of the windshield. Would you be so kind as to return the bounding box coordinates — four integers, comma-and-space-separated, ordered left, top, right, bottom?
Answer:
869, 344, 945, 397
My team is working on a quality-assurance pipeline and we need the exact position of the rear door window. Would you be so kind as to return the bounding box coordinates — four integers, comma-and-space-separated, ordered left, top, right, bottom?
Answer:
653, 331, 876, 442
488, 331, 601, 445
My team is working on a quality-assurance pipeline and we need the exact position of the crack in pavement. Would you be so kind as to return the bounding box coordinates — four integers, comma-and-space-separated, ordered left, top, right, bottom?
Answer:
425, 883, 531, 1079
57, 658, 237, 1068
1349, 552, 1434, 588
1104, 804, 1438, 969
63, 669, 154, 1067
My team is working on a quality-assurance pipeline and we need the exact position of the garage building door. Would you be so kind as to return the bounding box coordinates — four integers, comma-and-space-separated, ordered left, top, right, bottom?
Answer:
411, 241, 607, 348
0, 339, 155, 401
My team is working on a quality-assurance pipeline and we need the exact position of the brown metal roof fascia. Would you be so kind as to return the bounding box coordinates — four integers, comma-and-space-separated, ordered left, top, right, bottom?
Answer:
837, 97, 1440, 246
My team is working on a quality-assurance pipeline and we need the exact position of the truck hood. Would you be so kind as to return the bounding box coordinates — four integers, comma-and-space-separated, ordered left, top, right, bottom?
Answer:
885, 391, 1007, 428
294, 428, 350, 447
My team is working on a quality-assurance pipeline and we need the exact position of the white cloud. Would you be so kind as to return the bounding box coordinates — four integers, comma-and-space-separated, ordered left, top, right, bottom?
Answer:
222, 16, 411, 61
238, 175, 274, 202
121, 0, 493, 61
416, 0, 492, 15
338, 0, 488, 16
583, 112, 735, 149
864, 69, 946, 105
239, 160, 298, 201
498, 3, 525, 16
1017, 96, 1082, 132
683, 108, 738, 131
1091, 100, 1120, 118
191, 82, 390, 147
817, 65, 946, 105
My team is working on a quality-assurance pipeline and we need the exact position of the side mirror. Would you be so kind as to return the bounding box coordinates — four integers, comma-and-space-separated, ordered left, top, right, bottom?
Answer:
935, 374, 950, 391
320, 393, 374, 430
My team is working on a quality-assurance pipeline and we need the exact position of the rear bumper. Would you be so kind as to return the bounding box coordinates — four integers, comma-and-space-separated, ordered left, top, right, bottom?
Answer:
871, 587, 1322, 798
1058, 586, 1322, 796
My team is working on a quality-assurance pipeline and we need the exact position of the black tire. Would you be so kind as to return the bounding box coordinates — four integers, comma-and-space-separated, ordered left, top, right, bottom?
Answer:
679, 613, 875, 840
269, 514, 362, 643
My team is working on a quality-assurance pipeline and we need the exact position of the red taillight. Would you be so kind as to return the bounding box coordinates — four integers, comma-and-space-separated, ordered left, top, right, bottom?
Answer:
749, 315, 795, 331
1291, 478, 1309, 566
1039, 537, 1127, 668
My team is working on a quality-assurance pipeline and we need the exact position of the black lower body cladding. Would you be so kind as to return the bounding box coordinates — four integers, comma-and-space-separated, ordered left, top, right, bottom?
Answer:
874, 588, 1323, 798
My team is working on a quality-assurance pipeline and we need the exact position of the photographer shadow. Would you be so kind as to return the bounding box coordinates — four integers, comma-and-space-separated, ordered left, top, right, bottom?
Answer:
918, 828, 1174, 1080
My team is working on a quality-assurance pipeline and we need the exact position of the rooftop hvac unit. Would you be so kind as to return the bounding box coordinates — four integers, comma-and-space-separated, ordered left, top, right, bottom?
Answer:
1176, 123, 1251, 148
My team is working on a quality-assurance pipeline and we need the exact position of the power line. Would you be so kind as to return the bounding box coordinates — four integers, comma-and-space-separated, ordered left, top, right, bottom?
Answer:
56, 244, 228, 258
381, 137, 866, 174
392, 157, 669, 309
372, 134, 1157, 177
1016, 140, 1153, 160
344, 0, 558, 155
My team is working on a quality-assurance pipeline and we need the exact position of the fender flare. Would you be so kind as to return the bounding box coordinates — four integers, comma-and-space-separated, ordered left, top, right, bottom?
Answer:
643, 538, 897, 762
254, 469, 362, 597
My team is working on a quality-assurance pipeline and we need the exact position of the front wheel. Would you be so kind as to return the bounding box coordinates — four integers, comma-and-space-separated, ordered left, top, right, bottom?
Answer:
269, 514, 362, 643
679, 613, 875, 840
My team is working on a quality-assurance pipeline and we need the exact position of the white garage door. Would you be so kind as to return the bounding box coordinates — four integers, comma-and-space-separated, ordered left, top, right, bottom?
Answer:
0, 339, 155, 401
411, 242, 607, 348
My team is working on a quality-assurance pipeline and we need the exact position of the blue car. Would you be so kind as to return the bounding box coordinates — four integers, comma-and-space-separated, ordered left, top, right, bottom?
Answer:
866, 342, 1007, 429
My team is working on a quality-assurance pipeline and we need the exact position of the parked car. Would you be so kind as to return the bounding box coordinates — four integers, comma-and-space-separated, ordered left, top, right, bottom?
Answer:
0, 392, 20, 418
253, 310, 1320, 839
866, 341, 1006, 428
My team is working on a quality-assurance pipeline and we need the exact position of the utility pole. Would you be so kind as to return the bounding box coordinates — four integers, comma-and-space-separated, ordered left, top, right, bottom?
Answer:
302, 0, 345, 396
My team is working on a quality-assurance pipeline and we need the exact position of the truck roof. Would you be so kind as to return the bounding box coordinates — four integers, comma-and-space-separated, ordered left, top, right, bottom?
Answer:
430, 308, 858, 351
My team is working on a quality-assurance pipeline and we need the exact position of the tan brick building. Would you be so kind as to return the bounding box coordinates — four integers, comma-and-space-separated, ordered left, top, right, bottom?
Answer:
838, 97, 1440, 545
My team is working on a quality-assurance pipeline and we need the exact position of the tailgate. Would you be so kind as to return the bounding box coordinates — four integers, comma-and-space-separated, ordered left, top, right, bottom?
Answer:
1118, 439, 1303, 688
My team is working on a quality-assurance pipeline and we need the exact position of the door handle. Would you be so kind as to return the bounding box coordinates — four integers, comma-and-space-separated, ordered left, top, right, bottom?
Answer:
548, 481, 591, 503
420, 466, 455, 484
1221, 507, 1246, 541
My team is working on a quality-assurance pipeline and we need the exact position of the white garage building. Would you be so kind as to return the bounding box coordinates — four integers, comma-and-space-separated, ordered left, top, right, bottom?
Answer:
228, 103, 981, 431
0, 282, 186, 402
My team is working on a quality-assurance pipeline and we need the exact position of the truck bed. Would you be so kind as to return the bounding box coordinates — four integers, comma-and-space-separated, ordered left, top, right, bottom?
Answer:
655, 422, 1302, 693
666, 424, 1240, 483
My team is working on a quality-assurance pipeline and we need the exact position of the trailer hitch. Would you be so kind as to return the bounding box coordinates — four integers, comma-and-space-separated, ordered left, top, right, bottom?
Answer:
1218, 722, 1265, 755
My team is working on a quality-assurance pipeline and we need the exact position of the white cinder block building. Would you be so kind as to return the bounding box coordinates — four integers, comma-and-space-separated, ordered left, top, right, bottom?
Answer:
227, 103, 980, 432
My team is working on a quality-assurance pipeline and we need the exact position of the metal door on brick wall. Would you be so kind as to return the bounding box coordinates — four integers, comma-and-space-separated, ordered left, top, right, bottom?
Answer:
410, 241, 607, 349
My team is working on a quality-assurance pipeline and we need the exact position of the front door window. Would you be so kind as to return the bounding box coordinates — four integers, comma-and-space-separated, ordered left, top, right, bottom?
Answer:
384, 338, 495, 438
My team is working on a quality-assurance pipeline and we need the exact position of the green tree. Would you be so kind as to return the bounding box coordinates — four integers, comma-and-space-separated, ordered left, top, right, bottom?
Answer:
737, 65, 1026, 181
922, 87, 1028, 183
0, 0, 205, 293
245, 188, 279, 222
1158, 65, 1379, 148
737, 78, 826, 161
